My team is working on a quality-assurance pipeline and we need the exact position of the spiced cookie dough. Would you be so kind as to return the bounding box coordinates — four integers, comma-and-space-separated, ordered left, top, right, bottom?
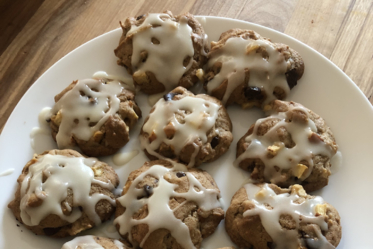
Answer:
48, 76, 141, 157
204, 29, 304, 108
114, 160, 224, 249
8, 149, 119, 238
115, 11, 209, 95
225, 183, 342, 249
140, 86, 233, 167
62, 235, 127, 249
236, 100, 338, 192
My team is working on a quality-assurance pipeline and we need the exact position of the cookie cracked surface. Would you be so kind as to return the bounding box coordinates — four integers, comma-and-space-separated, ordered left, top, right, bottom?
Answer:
204, 29, 304, 108
140, 86, 233, 167
225, 183, 341, 249
114, 160, 224, 249
8, 149, 119, 238
115, 11, 209, 95
49, 77, 141, 157
236, 100, 338, 192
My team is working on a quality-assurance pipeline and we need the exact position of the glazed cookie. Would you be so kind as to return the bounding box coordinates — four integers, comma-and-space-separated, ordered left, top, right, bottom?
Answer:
236, 100, 338, 192
115, 11, 209, 94
62, 235, 127, 249
48, 76, 142, 157
225, 183, 342, 249
140, 86, 233, 167
114, 160, 224, 249
204, 29, 304, 108
8, 149, 119, 237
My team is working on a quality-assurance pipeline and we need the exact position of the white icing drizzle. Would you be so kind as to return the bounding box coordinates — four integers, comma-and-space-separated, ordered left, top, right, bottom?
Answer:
30, 107, 54, 152
112, 150, 139, 166
20, 154, 115, 226
192, 32, 209, 56
114, 163, 221, 248
244, 183, 334, 249
0, 168, 15, 177
330, 150, 342, 174
114, 239, 126, 249
62, 235, 126, 249
93, 71, 135, 92
304, 225, 335, 249
140, 96, 220, 167
129, 13, 194, 91
206, 36, 289, 105
50, 78, 124, 149
235, 105, 336, 183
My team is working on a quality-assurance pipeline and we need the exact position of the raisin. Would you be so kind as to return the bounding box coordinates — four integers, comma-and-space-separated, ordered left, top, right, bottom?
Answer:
143, 185, 153, 197
244, 86, 263, 100
163, 92, 181, 101
176, 172, 186, 178
210, 136, 219, 148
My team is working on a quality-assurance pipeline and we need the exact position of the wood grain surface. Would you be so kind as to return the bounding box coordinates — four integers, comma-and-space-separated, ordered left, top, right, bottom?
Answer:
0, 0, 372, 132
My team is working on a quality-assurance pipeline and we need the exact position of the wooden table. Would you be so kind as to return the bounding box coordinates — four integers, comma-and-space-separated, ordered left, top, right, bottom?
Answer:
1, 0, 372, 132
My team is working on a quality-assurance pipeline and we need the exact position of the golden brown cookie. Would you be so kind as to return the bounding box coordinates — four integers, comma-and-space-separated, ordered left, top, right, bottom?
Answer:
114, 160, 224, 249
225, 183, 342, 249
115, 11, 209, 94
8, 149, 119, 237
49, 77, 141, 157
236, 100, 338, 192
140, 86, 233, 167
204, 29, 304, 108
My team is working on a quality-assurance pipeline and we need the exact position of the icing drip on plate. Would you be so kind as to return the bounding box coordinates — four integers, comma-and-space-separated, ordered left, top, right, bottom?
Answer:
0, 168, 14, 177
235, 105, 336, 183
112, 150, 139, 166
62, 235, 126, 249
114, 163, 221, 248
129, 13, 194, 91
244, 183, 335, 249
140, 96, 219, 167
206, 36, 289, 105
20, 154, 115, 226
50, 78, 124, 149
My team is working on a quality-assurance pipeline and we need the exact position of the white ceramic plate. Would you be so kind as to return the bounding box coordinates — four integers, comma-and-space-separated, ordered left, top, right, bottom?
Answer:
1, 16, 372, 249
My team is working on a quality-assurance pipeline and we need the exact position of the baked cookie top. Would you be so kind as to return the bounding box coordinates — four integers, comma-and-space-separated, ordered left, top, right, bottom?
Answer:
62, 236, 127, 249
204, 29, 304, 108
114, 160, 224, 249
48, 76, 141, 157
225, 183, 341, 249
115, 11, 209, 94
8, 149, 119, 237
140, 86, 233, 167
236, 100, 338, 192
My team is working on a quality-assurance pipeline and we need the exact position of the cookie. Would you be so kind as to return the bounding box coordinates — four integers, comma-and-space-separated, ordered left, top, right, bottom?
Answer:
62, 235, 127, 249
225, 183, 342, 249
140, 86, 233, 167
8, 149, 119, 237
236, 100, 338, 192
114, 11, 209, 95
48, 77, 142, 157
114, 160, 224, 249
203, 29, 304, 108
